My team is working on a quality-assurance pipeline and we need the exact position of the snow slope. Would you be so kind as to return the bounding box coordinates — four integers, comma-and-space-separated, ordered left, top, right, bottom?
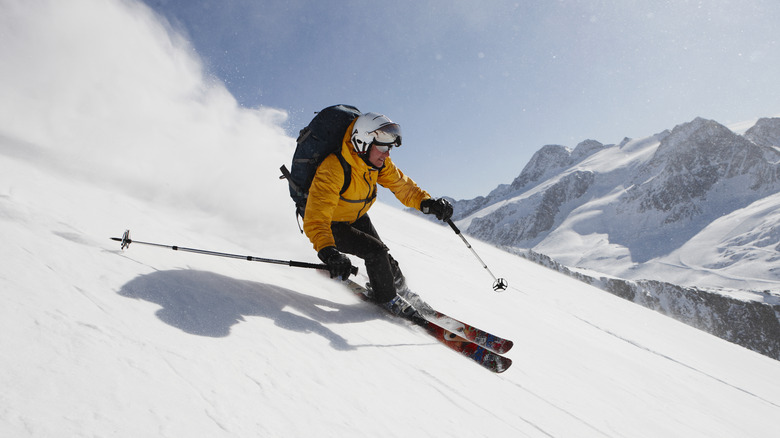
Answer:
2, 1, 780, 436
631, 191, 780, 293
3, 145, 780, 437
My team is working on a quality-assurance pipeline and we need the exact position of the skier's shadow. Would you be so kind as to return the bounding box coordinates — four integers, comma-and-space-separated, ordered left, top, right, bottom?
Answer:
117, 269, 376, 351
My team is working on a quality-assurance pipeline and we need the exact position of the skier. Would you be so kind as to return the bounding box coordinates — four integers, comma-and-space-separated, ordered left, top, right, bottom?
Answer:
303, 111, 453, 312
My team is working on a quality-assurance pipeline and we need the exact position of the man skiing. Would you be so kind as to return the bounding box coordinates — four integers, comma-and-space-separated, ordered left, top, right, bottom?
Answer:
303, 111, 453, 312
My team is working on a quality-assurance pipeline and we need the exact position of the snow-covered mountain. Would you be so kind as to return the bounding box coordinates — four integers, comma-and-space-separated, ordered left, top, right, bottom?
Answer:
447, 116, 780, 359
456, 117, 780, 293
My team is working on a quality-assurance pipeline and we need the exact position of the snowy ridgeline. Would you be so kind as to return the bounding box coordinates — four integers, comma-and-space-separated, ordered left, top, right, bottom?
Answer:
520, 250, 780, 361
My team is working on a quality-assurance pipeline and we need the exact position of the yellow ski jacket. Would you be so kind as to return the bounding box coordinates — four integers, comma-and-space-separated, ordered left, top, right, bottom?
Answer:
303, 121, 431, 252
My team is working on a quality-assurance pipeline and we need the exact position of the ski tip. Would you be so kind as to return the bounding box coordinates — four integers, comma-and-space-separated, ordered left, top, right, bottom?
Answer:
493, 357, 513, 373
500, 340, 514, 354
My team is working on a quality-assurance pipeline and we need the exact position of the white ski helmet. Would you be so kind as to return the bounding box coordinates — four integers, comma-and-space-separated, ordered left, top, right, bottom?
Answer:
350, 112, 402, 154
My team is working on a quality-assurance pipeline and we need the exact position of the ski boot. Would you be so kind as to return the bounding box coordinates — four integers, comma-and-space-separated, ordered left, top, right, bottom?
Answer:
383, 295, 418, 318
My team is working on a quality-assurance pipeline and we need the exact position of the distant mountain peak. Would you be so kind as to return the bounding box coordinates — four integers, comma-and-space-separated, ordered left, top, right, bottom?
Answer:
571, 139, 606, 161
745, 117, 780, 149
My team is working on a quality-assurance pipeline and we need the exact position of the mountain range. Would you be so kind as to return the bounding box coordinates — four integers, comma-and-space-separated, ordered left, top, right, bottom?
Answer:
443, 116, 780, 359
451, 116, 780, 292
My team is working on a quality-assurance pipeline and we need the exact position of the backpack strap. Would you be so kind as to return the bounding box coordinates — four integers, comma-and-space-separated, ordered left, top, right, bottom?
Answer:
335, 151, 352, 196
279, 164, 305, 232
279, 164, 297, 192
280, 153, 352, 233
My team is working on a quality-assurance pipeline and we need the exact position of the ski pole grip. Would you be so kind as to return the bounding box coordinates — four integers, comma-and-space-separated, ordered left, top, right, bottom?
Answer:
447, 219, 461, 234
291, 260, 359, 276
289, 260, 330, 270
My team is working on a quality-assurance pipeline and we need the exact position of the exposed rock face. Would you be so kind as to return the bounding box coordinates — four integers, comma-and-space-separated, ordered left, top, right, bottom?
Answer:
628, 118, 779, 219
469, 170, 595, 245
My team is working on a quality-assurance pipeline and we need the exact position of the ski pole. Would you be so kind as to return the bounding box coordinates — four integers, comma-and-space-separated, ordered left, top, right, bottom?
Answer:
110, 229, 358, 276
446, 219, 508, 292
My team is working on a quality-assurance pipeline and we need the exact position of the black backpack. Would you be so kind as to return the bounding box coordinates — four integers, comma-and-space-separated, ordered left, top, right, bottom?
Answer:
280, 104, 361, 229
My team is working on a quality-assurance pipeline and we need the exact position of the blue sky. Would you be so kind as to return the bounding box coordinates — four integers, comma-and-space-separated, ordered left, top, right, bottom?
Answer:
141, 0, 780, 199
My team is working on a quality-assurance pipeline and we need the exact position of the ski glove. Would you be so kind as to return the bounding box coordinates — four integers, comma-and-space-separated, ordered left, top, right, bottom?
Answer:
318, 246, 353, 280
420, 198, 454, 222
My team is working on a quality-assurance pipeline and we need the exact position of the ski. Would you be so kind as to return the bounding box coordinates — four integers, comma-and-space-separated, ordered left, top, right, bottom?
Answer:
343, 280, 512, 373
421, 323, 513, 373
400, 289, 514, 355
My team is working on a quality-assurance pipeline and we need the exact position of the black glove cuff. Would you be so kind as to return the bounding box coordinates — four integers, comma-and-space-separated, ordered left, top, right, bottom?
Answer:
420, 198, 434, 214
420, 198, 453, 221
318, 246, 340, 263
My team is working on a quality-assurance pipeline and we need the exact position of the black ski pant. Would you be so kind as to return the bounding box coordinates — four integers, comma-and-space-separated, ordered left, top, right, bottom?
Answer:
331, 214, 402, 304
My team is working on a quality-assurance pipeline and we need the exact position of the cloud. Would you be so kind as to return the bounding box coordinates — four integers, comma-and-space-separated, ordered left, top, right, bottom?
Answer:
0, 0, 296, 238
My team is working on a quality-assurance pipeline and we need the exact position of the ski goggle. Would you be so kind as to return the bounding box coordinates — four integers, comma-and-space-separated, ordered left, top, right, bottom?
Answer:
372, 143, 395, 153
370, 123, 402, 150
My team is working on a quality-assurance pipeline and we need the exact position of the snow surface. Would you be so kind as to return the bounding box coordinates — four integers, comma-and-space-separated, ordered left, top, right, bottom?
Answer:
4, 148, 780, 437
633, 191, 780, 297
2, 1, 780, 436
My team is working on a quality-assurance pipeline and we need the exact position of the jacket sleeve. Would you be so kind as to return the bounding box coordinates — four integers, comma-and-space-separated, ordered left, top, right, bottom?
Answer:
378, 158, 431, 210
303, 155, 343, 252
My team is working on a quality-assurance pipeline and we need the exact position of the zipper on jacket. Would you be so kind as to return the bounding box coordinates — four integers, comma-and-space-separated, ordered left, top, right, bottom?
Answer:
355, 170, 376, 219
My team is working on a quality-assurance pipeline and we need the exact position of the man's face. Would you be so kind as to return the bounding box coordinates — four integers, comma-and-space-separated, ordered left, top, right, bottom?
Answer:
367, 144, 391, 168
